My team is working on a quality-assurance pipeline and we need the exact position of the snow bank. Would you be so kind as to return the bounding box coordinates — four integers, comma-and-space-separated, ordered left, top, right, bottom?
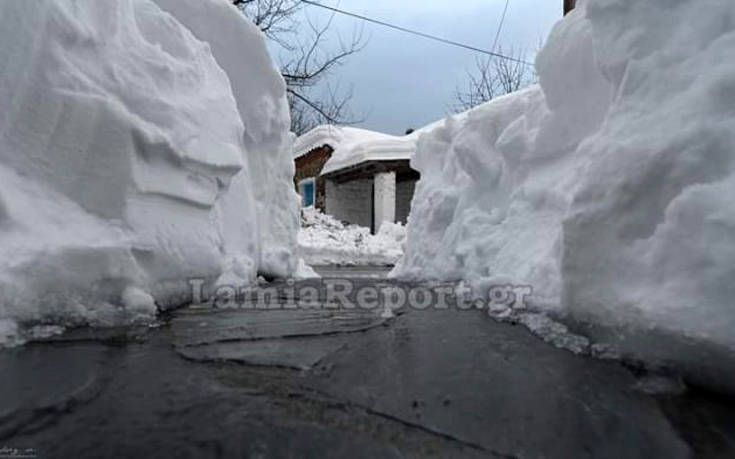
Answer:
152, 0, 301, 280
394, 86, 554, 298
395, 0, 735, 377
299, 207, 405, 266
0, 0, 299, 345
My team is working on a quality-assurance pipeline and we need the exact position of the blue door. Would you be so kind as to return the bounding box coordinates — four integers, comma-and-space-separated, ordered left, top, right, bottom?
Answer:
301, 180, 315, 207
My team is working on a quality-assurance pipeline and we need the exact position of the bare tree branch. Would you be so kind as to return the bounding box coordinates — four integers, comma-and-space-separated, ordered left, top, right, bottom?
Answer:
287, 83, 364, 135
453, 46, 535, 112
232, 0, 367, 134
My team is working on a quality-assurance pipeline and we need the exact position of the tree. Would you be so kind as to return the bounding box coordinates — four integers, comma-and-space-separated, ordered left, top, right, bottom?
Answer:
453, 46, 535, 112
232, 0, 366, 134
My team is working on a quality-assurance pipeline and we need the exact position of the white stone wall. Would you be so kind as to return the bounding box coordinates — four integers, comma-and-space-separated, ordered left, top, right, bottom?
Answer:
325, 178, 373, 229
396, 179, 417, 224
374, 172, 396, 232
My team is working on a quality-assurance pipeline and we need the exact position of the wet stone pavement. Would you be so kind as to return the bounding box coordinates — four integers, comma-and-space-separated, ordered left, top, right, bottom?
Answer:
1, 272, 735, 458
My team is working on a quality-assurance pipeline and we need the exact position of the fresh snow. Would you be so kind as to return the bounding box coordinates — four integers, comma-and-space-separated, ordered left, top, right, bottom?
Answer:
294, 125, 419, 176
152, 0, 302, 280
0, 0, 301, 345
298, 207, 406, 266
394, 0, 735, 378
293, 124, 349, 159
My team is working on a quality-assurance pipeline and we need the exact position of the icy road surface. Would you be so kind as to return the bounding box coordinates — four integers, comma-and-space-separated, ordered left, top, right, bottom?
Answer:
1, 271, 734, 458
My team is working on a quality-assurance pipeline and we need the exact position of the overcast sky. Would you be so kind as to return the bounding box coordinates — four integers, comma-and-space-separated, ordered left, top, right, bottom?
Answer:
288, 0, 562, 135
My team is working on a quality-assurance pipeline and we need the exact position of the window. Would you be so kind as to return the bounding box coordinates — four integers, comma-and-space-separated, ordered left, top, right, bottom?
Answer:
299, 178, 315, 207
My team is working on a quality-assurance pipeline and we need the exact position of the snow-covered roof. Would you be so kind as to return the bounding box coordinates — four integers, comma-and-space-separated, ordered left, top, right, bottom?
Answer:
294, 125, 426, 176
292, 111, 471, 177
320, 127, 419, 176
292, 124, 346, 159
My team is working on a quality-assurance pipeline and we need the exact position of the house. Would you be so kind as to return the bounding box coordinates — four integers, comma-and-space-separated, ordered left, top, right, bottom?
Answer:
293, 125, 420, 233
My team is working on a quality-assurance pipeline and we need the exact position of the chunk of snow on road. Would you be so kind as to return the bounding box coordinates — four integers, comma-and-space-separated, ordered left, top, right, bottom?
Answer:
0, 319, 22, 348
121, 286, 158, 322
298, 207, 406, 266
515, 313, 591, 356
632, 375, 687, 396
0, 0, 299, 345
293, 258, 320, 279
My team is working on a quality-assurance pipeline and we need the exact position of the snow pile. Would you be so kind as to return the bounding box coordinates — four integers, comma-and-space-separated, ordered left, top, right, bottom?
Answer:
0, 0, 300, 345
393, 87, 553, 298
152, 0, 301, 280
298, 207, 405, 266
395, 0, 735, 369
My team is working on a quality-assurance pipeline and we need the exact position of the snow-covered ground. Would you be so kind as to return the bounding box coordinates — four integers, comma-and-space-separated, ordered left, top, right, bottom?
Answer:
298, 207, 405, 266
0, 0, 302, 346
394, 0, 735, 377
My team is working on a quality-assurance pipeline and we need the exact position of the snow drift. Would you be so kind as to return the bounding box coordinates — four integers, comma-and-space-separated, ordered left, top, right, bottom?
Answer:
298, 207, 405, 266
395, 0, 735, 382
0, 0, 300, 345
152, 0, 301, 280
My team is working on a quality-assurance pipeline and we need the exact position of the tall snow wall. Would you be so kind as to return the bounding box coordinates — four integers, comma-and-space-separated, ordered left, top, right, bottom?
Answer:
0, 0, 300, 345
395, 0, 735, 385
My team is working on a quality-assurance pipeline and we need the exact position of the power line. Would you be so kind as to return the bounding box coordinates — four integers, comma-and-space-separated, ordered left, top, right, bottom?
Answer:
490, 0, 511, 55
300, 0, 533, 66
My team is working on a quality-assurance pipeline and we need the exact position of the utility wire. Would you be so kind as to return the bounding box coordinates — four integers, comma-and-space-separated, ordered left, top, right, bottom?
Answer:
490, 0, 511, 55
300, 0, 533, 65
